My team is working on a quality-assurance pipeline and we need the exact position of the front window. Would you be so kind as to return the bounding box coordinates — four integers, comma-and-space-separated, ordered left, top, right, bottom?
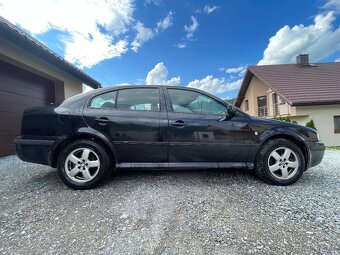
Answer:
168, 89, 227, 115
116, 88, 160, 111
334, 116, 340, 134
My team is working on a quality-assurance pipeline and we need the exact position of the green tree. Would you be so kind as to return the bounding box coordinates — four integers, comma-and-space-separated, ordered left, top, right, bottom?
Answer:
306, 119, 317, 130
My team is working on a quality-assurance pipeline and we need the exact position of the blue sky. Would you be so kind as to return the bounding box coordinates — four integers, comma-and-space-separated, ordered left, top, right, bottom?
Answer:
1, 0, 340, 99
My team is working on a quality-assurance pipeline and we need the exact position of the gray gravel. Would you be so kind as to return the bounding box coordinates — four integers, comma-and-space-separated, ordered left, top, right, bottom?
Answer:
0, 151, 339, 255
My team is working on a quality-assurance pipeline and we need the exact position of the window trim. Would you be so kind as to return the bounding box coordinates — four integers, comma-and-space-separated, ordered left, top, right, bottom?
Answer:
87, 87, 162, 112
166, 88, 228, 116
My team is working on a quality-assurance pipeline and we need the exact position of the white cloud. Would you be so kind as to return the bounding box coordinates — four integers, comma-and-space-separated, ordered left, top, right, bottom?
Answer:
187, 76, 242, 95
145, 62, 180, 86
203, 5, 219, 14
225, 66, 246, 74
0, 0, 134, 68
145, 62, 241, 95
176, 43, 187, 49
258, 11, 340, 65
156, 11, 173, 32
144, 0, 161, 6
64, 32, 128, 68
0, 0, 173, 67
131, 11, 173, 52
323, 0, 340, 13
184, 16, 199, 39
176, 15, 198, 49
336, 58, 340, 62
83, 84, 94, 93
131, 22, 155, 52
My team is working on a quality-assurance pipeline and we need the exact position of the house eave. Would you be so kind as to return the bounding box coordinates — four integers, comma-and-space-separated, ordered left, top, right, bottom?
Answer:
0, 17, 101, 89
291, 101, 340, 107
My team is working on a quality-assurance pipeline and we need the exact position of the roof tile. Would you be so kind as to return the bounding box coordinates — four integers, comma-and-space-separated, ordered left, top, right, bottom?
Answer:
236, 62, 340, 106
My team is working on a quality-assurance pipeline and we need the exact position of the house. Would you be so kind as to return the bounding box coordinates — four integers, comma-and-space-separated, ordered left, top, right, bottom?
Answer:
235, 54, 340, 146
0, 17, 101, 156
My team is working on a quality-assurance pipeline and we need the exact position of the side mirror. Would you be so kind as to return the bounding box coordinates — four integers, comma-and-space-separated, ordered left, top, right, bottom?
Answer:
227, 104, 236, 116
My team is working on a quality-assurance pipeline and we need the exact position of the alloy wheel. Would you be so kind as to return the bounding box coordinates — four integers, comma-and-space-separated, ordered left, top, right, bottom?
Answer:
64, 148, 100, 183
267, 146, 299, 180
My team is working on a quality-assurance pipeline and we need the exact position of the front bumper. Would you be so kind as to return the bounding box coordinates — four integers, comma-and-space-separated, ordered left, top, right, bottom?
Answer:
306, 141, 325, 168
15, 136, 57, 166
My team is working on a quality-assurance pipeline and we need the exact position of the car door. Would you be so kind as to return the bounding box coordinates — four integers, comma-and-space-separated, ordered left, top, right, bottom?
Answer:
165, 87, 250, 165
82, 87, 168, 163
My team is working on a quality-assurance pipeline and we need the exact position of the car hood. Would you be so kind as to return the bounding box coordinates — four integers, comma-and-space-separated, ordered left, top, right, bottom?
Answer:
249, 116, 312, 129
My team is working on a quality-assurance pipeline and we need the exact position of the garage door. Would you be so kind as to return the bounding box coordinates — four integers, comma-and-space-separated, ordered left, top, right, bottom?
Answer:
0, 60, 55, 156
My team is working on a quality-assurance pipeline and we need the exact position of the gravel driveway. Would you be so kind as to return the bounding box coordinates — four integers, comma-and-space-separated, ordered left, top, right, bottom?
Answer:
0, 151, 339, 255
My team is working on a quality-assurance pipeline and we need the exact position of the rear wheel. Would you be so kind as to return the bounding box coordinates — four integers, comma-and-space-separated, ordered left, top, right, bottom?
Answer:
255, 138, 305, 185
57, 140, 112, 189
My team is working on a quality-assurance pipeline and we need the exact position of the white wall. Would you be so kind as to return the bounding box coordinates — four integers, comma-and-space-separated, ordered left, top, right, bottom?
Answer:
240, 76, 268, 115
294, 105, 340, 146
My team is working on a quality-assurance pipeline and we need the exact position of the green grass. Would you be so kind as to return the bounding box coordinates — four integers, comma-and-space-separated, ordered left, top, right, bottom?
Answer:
326, 146, 340, 150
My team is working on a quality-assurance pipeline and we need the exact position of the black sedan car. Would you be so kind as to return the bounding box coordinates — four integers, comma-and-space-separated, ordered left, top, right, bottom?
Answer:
16, 85, 325, 189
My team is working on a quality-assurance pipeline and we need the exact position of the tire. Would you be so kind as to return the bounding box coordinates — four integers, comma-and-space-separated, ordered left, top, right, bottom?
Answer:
255, 138, 305, 185
57, 140, 112, 190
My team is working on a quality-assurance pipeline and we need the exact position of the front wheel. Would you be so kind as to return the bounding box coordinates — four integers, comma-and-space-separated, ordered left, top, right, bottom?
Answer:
57, 140, 112, 189
255, 138, 305, 185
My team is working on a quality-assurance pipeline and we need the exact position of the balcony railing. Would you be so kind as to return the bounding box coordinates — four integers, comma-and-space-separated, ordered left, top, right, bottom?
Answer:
273, 103, 279, 116
257, 104, 281, 118
257, 106, 268, 117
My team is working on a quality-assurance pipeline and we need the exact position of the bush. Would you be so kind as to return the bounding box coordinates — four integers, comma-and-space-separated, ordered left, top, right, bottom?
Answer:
273, 116, 293, 122
306, 119, 317, 130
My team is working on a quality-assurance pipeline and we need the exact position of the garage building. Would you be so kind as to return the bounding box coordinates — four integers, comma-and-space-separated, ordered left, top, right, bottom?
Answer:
0, 17, 101, 156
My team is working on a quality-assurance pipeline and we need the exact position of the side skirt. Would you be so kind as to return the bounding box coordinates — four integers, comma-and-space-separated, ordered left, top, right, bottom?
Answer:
115, 162, 254, 170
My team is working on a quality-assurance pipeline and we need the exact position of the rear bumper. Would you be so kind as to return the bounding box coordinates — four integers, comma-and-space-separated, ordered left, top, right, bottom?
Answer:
306, 141, 325, 169
15, 136, 57, 166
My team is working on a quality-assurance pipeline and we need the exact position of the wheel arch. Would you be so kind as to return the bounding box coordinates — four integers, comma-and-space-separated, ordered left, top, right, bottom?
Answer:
256, 131, 309, 170
50, 128, 118, 168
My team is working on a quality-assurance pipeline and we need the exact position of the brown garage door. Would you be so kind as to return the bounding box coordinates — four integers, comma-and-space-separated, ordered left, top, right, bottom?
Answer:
0, 60, 55, 156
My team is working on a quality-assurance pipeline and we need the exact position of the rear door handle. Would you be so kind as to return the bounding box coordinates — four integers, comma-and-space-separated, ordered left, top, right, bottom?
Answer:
170, 120, 186, 128
95, 117, 109, 125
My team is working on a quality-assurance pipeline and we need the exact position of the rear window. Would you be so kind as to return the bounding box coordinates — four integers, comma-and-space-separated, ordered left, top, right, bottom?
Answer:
116, 88, 160, 111
90, 91, 117, 109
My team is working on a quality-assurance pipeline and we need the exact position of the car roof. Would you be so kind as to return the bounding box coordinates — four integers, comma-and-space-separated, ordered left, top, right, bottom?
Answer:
93, 85, 212, 95
65, 85, 234, 109
59, 84, 247, 116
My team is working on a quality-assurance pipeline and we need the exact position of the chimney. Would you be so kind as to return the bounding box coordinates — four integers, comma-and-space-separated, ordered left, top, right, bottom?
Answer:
296, 54, 309, 66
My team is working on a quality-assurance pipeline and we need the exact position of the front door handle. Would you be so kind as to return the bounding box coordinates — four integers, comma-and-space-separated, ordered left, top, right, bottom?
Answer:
95, 117, 109, 125
170, 120, 186, 128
